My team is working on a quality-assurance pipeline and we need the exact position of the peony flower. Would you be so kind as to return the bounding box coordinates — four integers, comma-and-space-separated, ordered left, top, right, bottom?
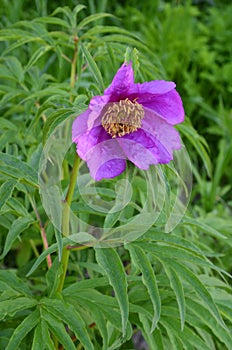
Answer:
72, 62, 184, 181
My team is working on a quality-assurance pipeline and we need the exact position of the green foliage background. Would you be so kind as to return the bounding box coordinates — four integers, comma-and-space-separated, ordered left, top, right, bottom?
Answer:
0, 0, 232, 349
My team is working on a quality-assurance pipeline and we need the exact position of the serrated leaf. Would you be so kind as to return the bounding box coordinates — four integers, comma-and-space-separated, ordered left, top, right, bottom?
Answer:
0, 216, 34, 259
42, 298, 94, 350
0, 179, 17, 211
80, 43, 104, 91
6, 309, 39, 350
127, 244, 161, 331
95, 247, 129, 337
0, 297, 37, 321
41, 309, 76, 350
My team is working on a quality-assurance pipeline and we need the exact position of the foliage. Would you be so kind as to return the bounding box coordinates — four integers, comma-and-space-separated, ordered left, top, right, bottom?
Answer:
0, 0, 232, 349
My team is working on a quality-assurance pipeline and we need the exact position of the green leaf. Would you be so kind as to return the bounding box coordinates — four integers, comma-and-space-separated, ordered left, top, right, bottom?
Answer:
187, 298, 232, 350
178, 120, 212, 177
42, 298, 94, 350
0, 270, 31, 296
162, 265, 185, 331
41, 309, 76, 350
182, 217, 227, 239
42, 108, 74, 144
95, 247, 129, 337
166, 260, 226, 329
0, 152, 38, 187
4, 56, 24, 83
0, 297, 37, 321
26, 237, 71, 276
127, 244, 161, 331
77, 13, 112, 31
0, 179, 17, 211
31, 319, 56, 350
31, 322, 45, 350
45, 258, 63, 297
80, 43, 104, 91
6, 309, 39, 350
0, 216, 34, 259
24, 45, 52, 72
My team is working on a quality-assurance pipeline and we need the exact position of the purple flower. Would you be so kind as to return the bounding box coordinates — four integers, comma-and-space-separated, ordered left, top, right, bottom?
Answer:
72, 62, 184, 181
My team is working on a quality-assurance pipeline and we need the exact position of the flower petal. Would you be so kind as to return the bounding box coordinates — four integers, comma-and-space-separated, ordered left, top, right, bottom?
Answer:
76, 125, 110, 161
128, 80, 176, 97
139, 89, 185, 125
142, 108, 182, 154
117, 128, 172, 170
103, 62, 134, 98
84, 138, 126, 180
94, 159, 126, 181
72, 109, 91, 143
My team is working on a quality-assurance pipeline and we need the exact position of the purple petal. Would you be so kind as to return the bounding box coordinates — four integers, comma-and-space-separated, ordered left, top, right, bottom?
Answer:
94, 159, 126, 181
139, 89, 185, 125
76, 125, 110, 161
75, 125, 127, 180
103, 62, 134, 98
142, 108, 182, 154
72, 109, 91, 143
128, 80, 176, 97
117, 129, 172, 170
84, 138, 126, 180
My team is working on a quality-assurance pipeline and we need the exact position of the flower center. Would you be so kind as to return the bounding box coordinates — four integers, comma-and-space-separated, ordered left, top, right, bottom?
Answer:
101, 98, 144, 138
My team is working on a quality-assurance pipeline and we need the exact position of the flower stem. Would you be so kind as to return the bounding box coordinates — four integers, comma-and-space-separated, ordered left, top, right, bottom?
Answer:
57, 154, 80, 293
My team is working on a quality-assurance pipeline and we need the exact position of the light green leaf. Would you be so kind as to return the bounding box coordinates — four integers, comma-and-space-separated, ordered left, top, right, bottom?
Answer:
95, 247, 129, 337
0, 179, 17, 211
127, 244, 161, 331
6, 309, 39, 350
80, 43, 104, 91
0, 216, 34, 259
0, 297, 37, 321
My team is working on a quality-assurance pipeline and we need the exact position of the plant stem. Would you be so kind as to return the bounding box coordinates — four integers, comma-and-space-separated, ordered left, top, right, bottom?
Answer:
29, 195, 52, 268
57, 154, 80, 293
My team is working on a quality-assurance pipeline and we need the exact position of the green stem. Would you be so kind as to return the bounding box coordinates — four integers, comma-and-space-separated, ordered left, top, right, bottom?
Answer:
57, 154, 80, 293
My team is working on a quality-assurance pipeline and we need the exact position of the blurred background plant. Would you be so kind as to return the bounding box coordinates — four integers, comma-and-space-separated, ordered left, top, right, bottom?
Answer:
0, 0, 232, 349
